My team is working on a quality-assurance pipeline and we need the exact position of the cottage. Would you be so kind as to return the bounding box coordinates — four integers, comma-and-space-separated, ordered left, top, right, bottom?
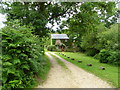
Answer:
51, 34, 69, 51
51, 34, 69, 45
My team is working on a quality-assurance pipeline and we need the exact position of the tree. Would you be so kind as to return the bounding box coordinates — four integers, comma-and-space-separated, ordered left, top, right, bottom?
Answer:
1, 2, 79, 37
60, 2, 118, 48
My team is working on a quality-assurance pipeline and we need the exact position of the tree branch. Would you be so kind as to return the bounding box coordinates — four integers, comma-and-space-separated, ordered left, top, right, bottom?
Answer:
48, 7, 69, 21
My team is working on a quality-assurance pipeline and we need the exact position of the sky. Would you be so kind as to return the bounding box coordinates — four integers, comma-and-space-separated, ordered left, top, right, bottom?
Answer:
46, 18, 68, 31
0, 13, 6, 29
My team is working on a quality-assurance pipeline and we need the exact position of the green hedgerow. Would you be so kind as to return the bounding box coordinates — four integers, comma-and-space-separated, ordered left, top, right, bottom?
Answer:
1, 20, 45, 88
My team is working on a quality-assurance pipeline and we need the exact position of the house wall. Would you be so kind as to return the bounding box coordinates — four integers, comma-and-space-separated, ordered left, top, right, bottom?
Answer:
52, 39, 69, 46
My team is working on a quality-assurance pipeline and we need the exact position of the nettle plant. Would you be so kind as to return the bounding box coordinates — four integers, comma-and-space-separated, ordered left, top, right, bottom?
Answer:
2, 20, 45, 88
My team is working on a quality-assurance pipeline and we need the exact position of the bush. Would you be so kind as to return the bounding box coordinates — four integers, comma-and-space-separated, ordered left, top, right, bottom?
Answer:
85, 48, 99, 56
96, 49, 119, 65
66, 47, 80, 52
80, 31, 98, 51
107, 51, 120, 65
94, 53, 100, 59
97, 24, 118, 51
56, 49, 62, 52
66, 48, 74, 52
47, 45, 56, 51
97, 49, 110, 63
1, 20, 47, 88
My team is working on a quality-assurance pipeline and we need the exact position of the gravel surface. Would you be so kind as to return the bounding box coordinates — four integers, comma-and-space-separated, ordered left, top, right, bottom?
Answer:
37, 52, 113, 88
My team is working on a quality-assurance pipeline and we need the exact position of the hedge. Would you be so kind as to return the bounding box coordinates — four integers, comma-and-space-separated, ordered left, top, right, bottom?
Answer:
1, 20, 47, 88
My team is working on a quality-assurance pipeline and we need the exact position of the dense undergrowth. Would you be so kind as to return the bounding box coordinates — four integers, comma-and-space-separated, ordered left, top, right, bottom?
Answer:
1, 20, 50, 88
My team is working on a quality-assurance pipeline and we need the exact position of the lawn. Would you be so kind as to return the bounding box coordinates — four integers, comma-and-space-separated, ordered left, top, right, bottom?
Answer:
55, 52, 118, 87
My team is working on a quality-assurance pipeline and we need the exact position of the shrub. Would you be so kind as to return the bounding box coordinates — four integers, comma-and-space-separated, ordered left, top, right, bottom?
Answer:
1, 20, 47, 88
66, 47, 80, 52
98, 49, 110, 63
96, 49, 119, 65
56, 49, 62, 52
97, 24, 118, 51
107, 51, 120, 65
85, 48, 99, 56
80, 31, 98, 51
47, 45, 56, 51
94, 53, 100, 59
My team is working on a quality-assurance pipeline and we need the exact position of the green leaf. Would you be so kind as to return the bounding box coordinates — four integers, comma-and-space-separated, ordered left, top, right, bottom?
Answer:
20, 53, 28, 57
2, 55, 12, 61
6, 37, 12, 40
3, 62, 13, 66
3, 77, 7, 84
13, 59, 21, 64
7, 68, 16, 75
9, 80, 22, 88
9, 44, 16, 47
16, 50, 21, 53
9, 80, 20, 84
21, 65, 30, 70
2, 40, 7, 43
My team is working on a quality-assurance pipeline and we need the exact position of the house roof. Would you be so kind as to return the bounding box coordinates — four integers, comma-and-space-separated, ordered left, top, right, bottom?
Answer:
51, 34, 69, 39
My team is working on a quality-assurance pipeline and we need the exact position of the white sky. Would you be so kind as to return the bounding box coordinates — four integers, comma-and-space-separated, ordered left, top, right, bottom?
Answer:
0, 13, 6, 29
46, 17, 68, 31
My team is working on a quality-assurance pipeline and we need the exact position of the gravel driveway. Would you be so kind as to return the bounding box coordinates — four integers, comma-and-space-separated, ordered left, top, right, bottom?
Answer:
37, 52, 113, 88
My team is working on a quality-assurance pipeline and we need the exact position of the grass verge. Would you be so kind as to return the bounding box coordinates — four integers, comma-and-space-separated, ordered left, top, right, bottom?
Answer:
55, 52, 118, 88
34, 55, 51, 87
38, 55, 51, 81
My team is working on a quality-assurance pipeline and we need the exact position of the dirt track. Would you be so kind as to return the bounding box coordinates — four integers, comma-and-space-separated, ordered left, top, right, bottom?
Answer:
37, 52, 113, 88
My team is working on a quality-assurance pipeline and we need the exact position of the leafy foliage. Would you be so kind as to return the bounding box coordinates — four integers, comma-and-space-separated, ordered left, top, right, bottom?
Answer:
80, 24, 119, 65
60, 43, 66, 48
0, 2, 119, 88
47, 45, 56, 51
97, 24, 118, 50
95, 49, 119, 65
59, 2, 119, 65
1, 20, 49, 88
1, 2, 79, 36
60, 2, 118, 54
97, 49, 110, 63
